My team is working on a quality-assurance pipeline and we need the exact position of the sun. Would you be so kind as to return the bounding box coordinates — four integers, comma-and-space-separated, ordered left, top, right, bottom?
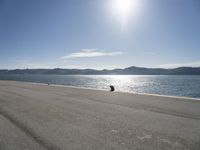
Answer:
109, 0, 140, 28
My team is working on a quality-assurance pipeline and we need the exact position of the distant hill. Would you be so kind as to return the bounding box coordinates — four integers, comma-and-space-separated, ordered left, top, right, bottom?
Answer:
0, 66, 200, 75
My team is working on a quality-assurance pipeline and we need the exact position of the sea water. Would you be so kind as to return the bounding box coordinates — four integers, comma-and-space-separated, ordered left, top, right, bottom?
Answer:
0, 74, 200, 99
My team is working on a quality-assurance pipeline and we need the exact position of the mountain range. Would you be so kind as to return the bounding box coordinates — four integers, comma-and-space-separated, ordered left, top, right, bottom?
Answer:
0, 66, 200, 75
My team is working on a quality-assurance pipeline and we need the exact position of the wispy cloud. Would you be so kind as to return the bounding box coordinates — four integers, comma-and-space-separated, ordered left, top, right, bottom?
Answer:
0, 59, 52, 69
144, 52, 156, 56
61, 49, 123, 59
0, 63, 50, 69
158, 61, 200, 68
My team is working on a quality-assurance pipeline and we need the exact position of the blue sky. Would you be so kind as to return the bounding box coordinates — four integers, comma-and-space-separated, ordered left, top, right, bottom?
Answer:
0, 0, 200, 69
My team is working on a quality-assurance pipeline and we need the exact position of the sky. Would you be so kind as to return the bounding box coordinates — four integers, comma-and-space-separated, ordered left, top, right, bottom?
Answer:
0, 0, 200, 69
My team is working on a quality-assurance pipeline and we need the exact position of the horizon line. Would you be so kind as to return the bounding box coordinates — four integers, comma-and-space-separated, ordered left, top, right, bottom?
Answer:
0, 65, 200, 71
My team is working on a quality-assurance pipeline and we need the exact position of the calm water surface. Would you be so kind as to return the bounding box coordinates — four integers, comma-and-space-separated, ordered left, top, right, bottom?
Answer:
0, 75, 200, 99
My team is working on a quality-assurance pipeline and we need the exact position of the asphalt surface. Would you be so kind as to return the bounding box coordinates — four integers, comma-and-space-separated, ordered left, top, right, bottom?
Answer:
0, 80, 200, 150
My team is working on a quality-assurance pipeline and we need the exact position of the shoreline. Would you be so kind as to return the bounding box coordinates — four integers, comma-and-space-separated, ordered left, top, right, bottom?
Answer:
1, 79, 200, 101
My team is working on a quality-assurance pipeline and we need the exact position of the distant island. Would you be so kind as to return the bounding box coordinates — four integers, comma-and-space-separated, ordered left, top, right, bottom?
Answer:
0, 66, 200, 75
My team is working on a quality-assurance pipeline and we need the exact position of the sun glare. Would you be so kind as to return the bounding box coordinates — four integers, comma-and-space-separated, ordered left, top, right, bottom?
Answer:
109, 0, 141, 28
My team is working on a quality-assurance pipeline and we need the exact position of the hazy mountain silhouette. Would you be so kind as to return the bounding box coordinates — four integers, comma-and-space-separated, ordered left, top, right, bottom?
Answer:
0, 66, 200, 75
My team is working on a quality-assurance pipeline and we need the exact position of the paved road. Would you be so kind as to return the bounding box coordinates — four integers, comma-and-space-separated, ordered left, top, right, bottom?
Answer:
0, 80, 200, 150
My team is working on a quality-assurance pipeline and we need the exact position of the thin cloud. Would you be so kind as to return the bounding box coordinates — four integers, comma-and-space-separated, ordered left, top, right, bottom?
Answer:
144, 52, 156, 56
61, 49, 123, 59
0, 62, 50, 69
158, 61, 200, 68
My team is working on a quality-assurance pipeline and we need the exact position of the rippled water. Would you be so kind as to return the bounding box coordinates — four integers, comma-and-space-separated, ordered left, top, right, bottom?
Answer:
0, 74, 200, 98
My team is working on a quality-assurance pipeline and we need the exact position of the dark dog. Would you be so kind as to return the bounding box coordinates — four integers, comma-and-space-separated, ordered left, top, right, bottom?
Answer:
109, 85, 115, 92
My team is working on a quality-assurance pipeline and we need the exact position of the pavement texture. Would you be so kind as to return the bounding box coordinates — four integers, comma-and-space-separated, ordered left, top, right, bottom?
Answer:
0, 80, 200, 150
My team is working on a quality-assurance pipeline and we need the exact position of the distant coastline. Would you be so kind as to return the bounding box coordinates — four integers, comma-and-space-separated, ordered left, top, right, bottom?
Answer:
0, 66, 200, 75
